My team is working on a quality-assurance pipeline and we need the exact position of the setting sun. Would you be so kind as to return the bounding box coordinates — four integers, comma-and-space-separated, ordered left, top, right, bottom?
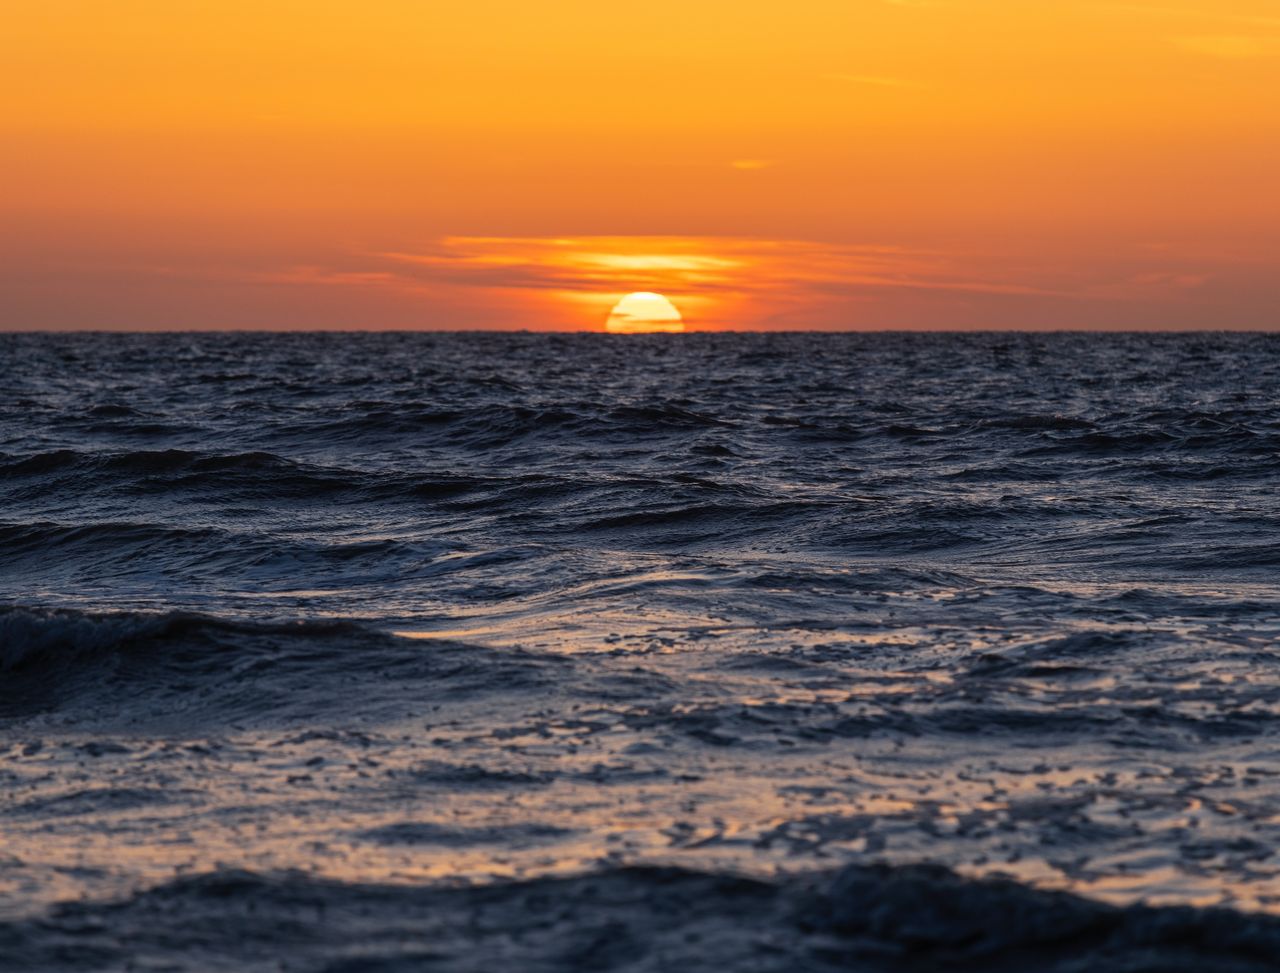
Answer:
605, 292, 685, 333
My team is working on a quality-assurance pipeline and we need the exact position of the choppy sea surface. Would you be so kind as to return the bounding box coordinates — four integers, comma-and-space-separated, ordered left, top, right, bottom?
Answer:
4, 331, 1280, 970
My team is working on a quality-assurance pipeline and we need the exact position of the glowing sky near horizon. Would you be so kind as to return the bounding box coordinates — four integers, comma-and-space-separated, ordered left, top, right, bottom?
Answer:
2, 1, 1278, 330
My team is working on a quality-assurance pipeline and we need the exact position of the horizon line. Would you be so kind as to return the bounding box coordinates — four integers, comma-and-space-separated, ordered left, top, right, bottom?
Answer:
2, 327, 1279, 336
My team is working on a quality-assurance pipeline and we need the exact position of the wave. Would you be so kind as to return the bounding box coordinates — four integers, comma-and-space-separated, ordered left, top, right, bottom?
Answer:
285, 400, 733, 450
0, 448, 366, 499
0, 605, 396, 725
0, 520, 469, 591
0, 605, 370, 672
4, 863, 1279, 972
0, 604, 565, 726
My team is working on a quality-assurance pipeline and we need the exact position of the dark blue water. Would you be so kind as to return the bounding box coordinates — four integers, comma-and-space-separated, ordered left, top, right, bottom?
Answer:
4, 331, 1280, 970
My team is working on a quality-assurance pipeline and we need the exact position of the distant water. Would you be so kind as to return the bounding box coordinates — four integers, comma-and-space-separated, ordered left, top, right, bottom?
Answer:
5, 331, 1280, 970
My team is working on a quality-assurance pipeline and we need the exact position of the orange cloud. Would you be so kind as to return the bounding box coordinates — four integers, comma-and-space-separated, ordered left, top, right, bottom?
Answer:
229, 236, 1255, 331
351, 237, 1058, 328
1174, 35, 1280, 58
823, 74, 923, 88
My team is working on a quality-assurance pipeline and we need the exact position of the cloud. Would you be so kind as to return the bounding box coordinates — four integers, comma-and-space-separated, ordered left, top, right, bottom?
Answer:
29, 233, 1262, 331
312, 237, 1081, 327
824, 73, 922, 89
1127, 272, 1209, 288
235, 236, 1243, 330
373, 238, 748, 295
1099, 4, 1280, 29
1101, 1, 1280, 56
1173, 34, 1280, 58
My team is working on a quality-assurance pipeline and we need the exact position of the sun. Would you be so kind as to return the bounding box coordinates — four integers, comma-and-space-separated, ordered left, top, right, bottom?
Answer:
605, 292, 685, 333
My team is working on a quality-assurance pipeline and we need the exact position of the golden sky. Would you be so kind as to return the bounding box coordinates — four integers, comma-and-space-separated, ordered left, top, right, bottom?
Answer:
3, 1, 1278, 330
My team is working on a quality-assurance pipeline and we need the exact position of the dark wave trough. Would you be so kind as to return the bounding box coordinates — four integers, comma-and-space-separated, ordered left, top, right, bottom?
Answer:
7, 863, 1280, 973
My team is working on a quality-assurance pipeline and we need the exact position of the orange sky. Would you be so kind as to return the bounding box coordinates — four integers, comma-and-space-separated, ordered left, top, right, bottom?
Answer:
3, 1, 1278, 330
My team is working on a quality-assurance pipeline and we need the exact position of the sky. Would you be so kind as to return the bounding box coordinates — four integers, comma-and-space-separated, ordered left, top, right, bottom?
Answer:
2, 1, 1278, 331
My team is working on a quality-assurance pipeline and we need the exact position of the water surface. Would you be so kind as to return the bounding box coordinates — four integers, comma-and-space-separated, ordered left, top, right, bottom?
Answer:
4, 332, 1280, 968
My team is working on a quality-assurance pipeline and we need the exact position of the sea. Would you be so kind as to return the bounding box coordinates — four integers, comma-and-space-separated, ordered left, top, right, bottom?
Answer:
4, 330, 1280, 971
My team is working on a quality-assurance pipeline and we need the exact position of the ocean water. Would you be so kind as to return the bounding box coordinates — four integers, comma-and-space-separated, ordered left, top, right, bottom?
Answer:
4, 330, 1280, 970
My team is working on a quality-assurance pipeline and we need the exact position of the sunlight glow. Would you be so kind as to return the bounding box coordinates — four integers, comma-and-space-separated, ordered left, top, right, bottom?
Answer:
605, 292, 685, 333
